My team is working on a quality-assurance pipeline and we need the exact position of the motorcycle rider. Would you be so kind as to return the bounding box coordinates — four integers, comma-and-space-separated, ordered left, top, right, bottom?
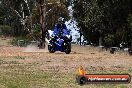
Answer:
51, 17, 72, 42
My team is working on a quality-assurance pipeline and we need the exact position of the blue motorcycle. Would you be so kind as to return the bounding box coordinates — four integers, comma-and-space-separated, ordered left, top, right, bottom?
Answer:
48, 32, 72, 54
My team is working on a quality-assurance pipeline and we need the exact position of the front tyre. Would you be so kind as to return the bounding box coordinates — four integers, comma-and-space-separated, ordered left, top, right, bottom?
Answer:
64, 43, 71, 54
48, 44, 55, 53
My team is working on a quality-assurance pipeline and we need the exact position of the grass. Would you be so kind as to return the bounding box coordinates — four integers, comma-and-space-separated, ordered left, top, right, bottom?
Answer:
0, 57, 131, 88
0, 69, 75, 88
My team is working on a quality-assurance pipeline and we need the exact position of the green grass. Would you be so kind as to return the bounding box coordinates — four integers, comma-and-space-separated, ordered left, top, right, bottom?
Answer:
0, 70, 76, 88
0, 57, 131, 88
0, 70, 131, 88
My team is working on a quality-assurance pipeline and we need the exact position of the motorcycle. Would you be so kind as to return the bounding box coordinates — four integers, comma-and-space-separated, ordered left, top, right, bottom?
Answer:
48, 32, 72, 54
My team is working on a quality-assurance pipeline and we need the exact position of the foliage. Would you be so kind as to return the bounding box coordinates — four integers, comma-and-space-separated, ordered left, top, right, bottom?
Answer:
104, 34, 115, 47
10, 36, 32, 46
45, 2, 70, 30
33, 25, 41, 34
0, 0, 70, 39
127, 14, 132, 29
127, 14, 132, 42
73, 0, 132, 47
0, 25, 12, 36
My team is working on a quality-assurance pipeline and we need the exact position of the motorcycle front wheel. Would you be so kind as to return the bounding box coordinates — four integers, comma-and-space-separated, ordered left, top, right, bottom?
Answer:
48, 44, 55, 53
64, 43, 71, 54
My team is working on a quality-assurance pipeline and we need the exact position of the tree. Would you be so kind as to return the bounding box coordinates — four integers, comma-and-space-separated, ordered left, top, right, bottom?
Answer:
0, 0, 69, 48
1, 0, 36, 36
127, 14, 132, 47
73, 0, 131, 47
36, 0, 69, 48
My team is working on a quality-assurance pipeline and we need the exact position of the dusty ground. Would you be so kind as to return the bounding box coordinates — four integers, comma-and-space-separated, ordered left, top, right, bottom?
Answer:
0, 45, 132, 73
0, 37, 132, 88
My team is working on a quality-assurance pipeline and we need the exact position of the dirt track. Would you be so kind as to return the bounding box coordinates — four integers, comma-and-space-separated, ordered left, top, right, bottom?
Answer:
0, 44, 132, 74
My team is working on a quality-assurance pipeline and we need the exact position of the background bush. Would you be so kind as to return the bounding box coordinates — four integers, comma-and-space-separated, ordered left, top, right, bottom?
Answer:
10, 36, 32, 46
0, 25, 12, 36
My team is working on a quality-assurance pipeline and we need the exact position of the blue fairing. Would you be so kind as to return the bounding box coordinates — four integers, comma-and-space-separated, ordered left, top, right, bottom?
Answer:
54, 38, 65, 51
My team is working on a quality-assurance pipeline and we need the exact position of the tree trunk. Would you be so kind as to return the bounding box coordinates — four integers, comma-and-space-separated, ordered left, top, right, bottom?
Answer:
39, 0, 46, 49
80, 30, 82, 45
99, 36, 102, 46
